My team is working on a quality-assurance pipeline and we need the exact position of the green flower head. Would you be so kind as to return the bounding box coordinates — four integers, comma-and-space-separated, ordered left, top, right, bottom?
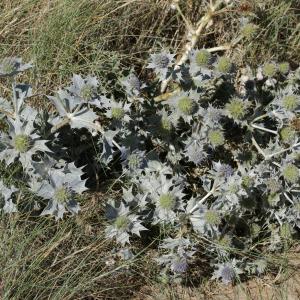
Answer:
159, 193, 175, 210
216, 57, 232, 73
226, 98, 248, 120
160, 116, 172, 133
195, 49, 211, 66
111, 107, 125, 120
242, 175, 253, 188
205, 210, 221, 226
79, 84, 94, 100
241, 23, 257, 39
114, 215, 130, 230
177, 96, 195, 115
282, 164, 299, 183
282, 94, 299, 111
54, 187, 70, 203
280, 127, 296, 143
14, 134, 31, 153
208, 129, 225, 147
280, 223, 292, 239
278, 62, 289, 74
262, 63, 277, 77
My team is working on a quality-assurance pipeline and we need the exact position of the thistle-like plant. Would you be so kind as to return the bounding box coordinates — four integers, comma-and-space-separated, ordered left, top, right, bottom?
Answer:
0, 117, 50, 170
0, 180, 19, 213
33, 168, 87, 220
105, 201, 147, 245
0, 57, 32, 77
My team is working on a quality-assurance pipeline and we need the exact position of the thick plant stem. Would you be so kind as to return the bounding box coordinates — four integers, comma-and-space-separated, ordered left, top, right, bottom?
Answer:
160, 0, 226, 94
252, 136, 300, 160
188, 181, 219, 214
251, 123, 278, 135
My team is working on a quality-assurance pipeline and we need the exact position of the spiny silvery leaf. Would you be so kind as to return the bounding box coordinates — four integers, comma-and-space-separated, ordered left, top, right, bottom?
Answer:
199, 104, 224, 127
147, 50, 175, 80
188, 48, 213, 76
31, 155, 59, 178
156, 253, 189, 274
0, 117, 51, 170
142, 175, 185, 224
209, 161, 234, 180
212, 259, 243, 284
35, 169, 87, 220
121, 149, 147, 174
120, 72, 143, 96
67, 74, 102, 108
103, 98, 131, 124
167, 91, 200, 125
0, 57, 32, 77
272, 85, 300, 114
98, 137, 115, 166
159, 237, 194, 251
105, 201, 147, 245
245, 259, 267, 275
0, 180, 19, 213
48, 89, 100, 132
189, 203, 222, 237
183, 135, 207, 165
0, 84, 33, 118
145, 160, 173, 176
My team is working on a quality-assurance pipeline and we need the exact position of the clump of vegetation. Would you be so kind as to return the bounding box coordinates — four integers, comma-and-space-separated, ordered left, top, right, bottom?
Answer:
0, 0, 299, 298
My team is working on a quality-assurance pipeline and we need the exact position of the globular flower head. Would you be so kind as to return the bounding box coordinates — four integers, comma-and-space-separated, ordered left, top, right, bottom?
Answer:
147, 51, 175, 80
105, 201, 147, 245
68, 74, 99, 101
168, 92, 199, 124
160, 114, 173, 132
225, 98, 249, 120
212, 259, 243, 284
34, 168, 87, 220
104, 99, 131, 123
241, 23, 257, 39
208, 129, 225, 147
280, 127, 296, 143
158, 193, 176, 210
204, 209, 221, 226
278, 62, 290, 74
0, 117, 50, 170
13, 134, 31, 153
216, 56, 233, 74
280, 223, 292, 239
54, 187, 71, 203
189, 203, 222, 237
145, 175, 185, 223
282, 163, 299, 183
121, 149, 147, 174
195, 49, 211, 66
156, 238, 195, 274
114, 215, 130, 230
262, 62, 277, 77
190, 49, 211, 68
210, 161, 234, 180
282, 94, 299, 111
177, 96, 195, 115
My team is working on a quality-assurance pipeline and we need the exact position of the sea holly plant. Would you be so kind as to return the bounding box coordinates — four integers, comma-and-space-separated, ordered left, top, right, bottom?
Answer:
0, 48, 299, 286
